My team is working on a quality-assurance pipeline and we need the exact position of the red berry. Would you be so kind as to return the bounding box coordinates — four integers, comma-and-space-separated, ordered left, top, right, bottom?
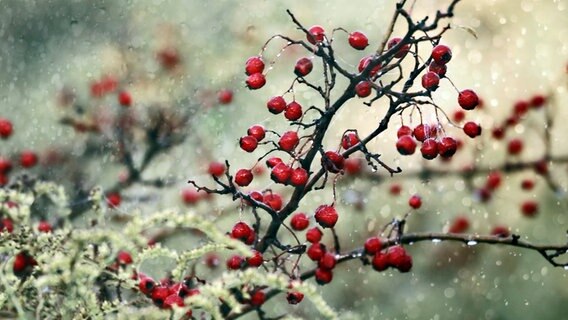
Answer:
492, 127, 505, 140
0, 118, 13, 139
322, 151, 344, 173
521, 179, 535, 190
387, 37, 410, 59
449, 216, 470, 233
226, 255, 243, 270
271, 163, 292, 184
358, 55, 381, 76
181, 187, 201, 205
408, 194, 422, 209
0, 157, 12, 174
138, 275, 156, 296
157, 48, 181, 70
307, 243, 326, 261
507, 139, 523, 155
458, 90, 479, 110
372, 252, 389, 271
286, 291, 304, 305
234, 169, 253, 187
364, 237, 382, 255
491, 225, 510, 238
106, 192, 122, 208
278, 131, 299, 152
20, 151, 38, 168
208, 161, 226, 177
477, 187, 492, 202
396, 135, 416, 155
348, 31, 369, 50
239, 136, 258, 153
387, 245, 412, 272
421, 71, 440, 90
247, 125, 266, 142
117, 250, 133, 265
307, 25, 325, 44
530, 94, 546, 108
294, 57, 313, 77
521, 200, 538, 217
231, 221, 253, 241
266, 157, 283, 168
420, 138, 438, 160
534, 160, 548, 175
431, 45, 452, 64
314, 205, 338, 228
355, 81, 372, 98
485, 171, 502, 190
315, 268, 333, 285
290, 167, 309, 187
413, 124, 429, 142
318, 252, 336, 270
513, 100, 529, 116
250, 290, 266, 307
163, 294, 184, 309
341, 132, 360, 149
306, 227, 323, 243
397, 125, 413, 138
263, 192, 283, 211
452, 110, 465, 123
428, 61, 447, 77
37, 221, 52, 233
247, 250, 264, 267
285, 101, 303, 121
389, 183, 402, 195
151, 286, 170, 306
218, 89, 234, 105
267, 96, 287, 114
290, 212, 310, 231
344, 158, 362, 175
246, 73, 266, 90
247, 190, 263, 204
118, 91, 132, 107
437, 137, 457, 158
1, 218, 14, 233
463, 122, 482, 138
245, 56, 265, 75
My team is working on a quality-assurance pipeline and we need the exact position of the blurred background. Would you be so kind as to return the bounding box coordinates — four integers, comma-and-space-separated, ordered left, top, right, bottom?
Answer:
1, 0, 568, 319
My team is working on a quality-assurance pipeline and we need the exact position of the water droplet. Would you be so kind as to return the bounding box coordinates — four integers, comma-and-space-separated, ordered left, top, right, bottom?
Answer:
432, 238, 441, 243
467, 240, 478, 246
563, 265, 568, 271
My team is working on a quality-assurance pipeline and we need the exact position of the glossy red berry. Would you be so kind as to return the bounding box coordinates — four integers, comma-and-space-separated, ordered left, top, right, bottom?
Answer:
355, 81, 372, 98
530, 94, 546, 108
247, 250, 264, 267
0, 118, 14, 139
458, 90, 479, 110
491, 225, 510, 238
294, 57, 313, 77
271, 163, 292, 184
492, 127, 505, 140
232, 221, 253, 241
12, 251, 37, 277
521, 179, 535, 190
290, 213, 310, 231
397, 125, 412, 138
507, 139, 523, 155
226, 255, 243, 270
106, 192, 122, 208
307, 243, 326, 261
267, 96, 287, 114
322, 151, 344, 173
307, 25, 325, 44
234, 169, 253, 187
239, 136, 258, 153
285, 101, 303, 121
138, 275, 156, 296
290, 167, 309, 187
37, 221, 52, 233
117, 250, 133, 265
306, 227, 323, 243
463, 122, 482, 138
245, 56, 265, 75
408, 194, 422, 209
318, 252, 337, 270
0, 157, 12, 174
421, 71, 440, 90
413, 124, 429, 142
118, 91, 132, 107
278, 131, 299, 152
396, 135, 416, 155
315, 268, 333, 285
20, 151, 38, 168
521, 200, 538, 217
387, 37, 410, 59
341, 132, 360, 149
344, 158, 362, 175
428, 61, 447, 77
358, 55, 381, 76
420, 138, 438, 160
247, 125, 266, 142
431, 45, 452, 65
348, 31, 369, 50
250, 290, 266, 307
263, 192, 283, 211
286, 291, 304, 305
372, 252, 389, 271
208, 161, 226, 177
449, 216, 470, 233
387, 245, 412, 273
218, 89, 233, 104
437, 137, 457, 158
364, 237, 382, 255
266, 157, 283, 168
246, 73, 266, 90
314, 204, 338, 228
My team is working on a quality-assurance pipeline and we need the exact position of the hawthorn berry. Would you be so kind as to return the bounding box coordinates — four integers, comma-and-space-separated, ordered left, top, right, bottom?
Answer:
449, 216, 470, 233
315, 268, 333, 285
534, 160, 548, 175
290, 167, 309, 186
250, 291, 266, 307
420, 138, 438, 160
271, 163, 292, 184
355, 81, 372, 98
514, 100, 529, 116
413, 124, 430, 142
247, 250, 264, 267
521, 200, 538, 217
0, 118, 13, 139
267, 96, 287, 114
245, 56, 265, 75
106, 192, 122, 208
372, 252, 389, 271
314, 204, 338, 228
452, 110, 465, 123
358, 55, 381, 76
286, 291, 304, 305
290, 212, 310, 231
364, 237, 382, 255
408, 194, 422, 209
396, 135, 416, 155
239, 136, 258, 152
157, 48, 181, 70
521, 179, 535, 190
204, 253, 220, 269
428, 61, 447, 77
421, 71, 440, 90
246, 125, 265, 142
387, 245, 412, 273
492, 127, 505, 140
1, 218, 14, 233
181, 187, 201, 205
208, 161, 226, 177
348, 31, 369, 50
307, 25, 326, 44
507, 139, 523, 155
397, 125, 413, 138
231, 221, 253, 241
389, 183, 402, 195
344, 158, 362, 175
458, 89, 479, 110
13, 251, 37, 277
246, 73, 266, 90
37, 221, 52, 233
322, 151, 344, 173
437, 137, 457, 158
118, 91, 132, 107
0, 157, 12, 173
218, 89, 233, 104
341, 132, 360, 149
307, 243, 326, 261
226, 255, 244, 270
20, 151, 38, 168
151, 286, 170, 306
294, 57, 313, 77
431, 44, 452, 64
263, 192, 283, 211
530, 94, 546, 108
234, 169, 253, 186
278, 131, 299, 152
138, 275, 156, 296
463, 122, 482, 138
306, 227, 323, 243
285, 101, 303, 121
485, 171, 502, 190
266, 157, 283, 168
387, 37, 410, 59
491, 225, 510, 238
318, 252, 337, 270
117, 250, 133, 265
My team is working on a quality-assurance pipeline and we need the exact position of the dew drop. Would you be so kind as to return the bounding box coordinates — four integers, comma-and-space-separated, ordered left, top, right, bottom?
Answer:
467, 240, 478, 246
